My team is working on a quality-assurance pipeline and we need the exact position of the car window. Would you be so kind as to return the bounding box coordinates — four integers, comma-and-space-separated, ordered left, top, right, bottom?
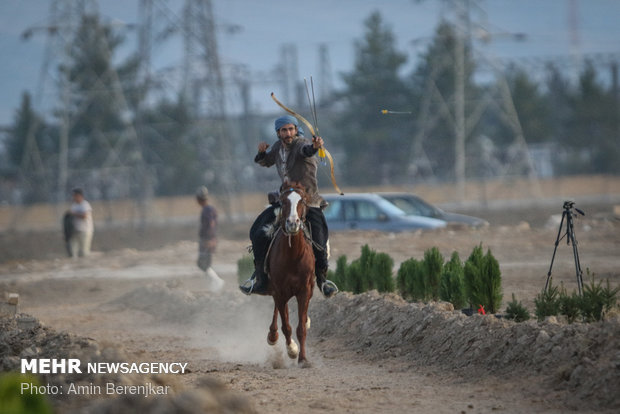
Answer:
343, 201, 356, 220
323, 199, 342, 221
389, 196, 435, 216
390, 199, 421, 215
375, 197, 407, 216
356, 200, 381, 220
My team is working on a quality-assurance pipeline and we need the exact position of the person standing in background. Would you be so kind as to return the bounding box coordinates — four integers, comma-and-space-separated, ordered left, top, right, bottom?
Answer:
68, 188, 94, 258
196, 186, 217, 271
196, 186, 224, 291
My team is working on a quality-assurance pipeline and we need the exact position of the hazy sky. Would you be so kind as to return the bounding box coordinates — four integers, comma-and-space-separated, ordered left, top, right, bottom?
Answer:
1, 0, 619, 126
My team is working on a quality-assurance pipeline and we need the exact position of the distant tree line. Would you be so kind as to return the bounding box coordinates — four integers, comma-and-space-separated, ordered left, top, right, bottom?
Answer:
1, 11, 618, 204
331, 12, 620, 186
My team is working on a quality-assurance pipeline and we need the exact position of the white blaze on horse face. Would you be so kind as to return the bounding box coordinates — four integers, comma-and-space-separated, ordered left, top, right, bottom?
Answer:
285, 191, 302, 234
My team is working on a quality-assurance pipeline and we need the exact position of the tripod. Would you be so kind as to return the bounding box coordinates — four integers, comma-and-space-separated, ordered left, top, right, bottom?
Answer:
544, 201, 585, 295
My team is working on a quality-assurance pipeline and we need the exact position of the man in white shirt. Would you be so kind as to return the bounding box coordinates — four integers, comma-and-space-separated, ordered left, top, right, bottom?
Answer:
68, 188, 94, 257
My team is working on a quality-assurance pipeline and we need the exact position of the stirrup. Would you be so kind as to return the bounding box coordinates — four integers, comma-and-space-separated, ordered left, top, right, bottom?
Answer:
239, 278, 256, 295
321, 280, 339, 298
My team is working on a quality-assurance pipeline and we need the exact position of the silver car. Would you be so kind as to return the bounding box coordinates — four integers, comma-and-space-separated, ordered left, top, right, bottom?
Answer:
322, 193, 446, 232
378, 192, 489, 228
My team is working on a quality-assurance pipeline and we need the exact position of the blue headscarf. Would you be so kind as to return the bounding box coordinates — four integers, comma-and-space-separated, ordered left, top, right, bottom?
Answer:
274, 115, 304, 136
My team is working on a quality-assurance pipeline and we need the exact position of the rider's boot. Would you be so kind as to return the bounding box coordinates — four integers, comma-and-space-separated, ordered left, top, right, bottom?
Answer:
239, 260, 270, 296
315, 267, 338, 298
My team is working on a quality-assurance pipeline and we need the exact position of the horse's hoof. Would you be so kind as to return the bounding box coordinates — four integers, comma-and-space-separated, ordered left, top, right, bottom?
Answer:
267, 332, 278, 346
306, 316, 311, 330
299, 359, 313, 369
286, 341, 299, 359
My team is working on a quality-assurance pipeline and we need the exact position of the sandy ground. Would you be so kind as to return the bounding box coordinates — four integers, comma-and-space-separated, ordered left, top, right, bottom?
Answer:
1, 203, 619, 413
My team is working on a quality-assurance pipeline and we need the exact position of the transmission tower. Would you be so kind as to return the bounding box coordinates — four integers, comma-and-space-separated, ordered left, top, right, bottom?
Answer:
180, 0, 236, 218
411, 0, 541, 202
21, 0, 154, 227
20, 0, 98, 206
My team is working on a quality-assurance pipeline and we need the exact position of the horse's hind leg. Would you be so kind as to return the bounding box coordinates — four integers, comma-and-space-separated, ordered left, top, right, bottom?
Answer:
278, 302, 298, 359
267, 305, 278, 345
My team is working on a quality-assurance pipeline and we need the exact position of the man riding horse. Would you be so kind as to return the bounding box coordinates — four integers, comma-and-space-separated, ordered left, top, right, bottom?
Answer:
239, 115, 338, 298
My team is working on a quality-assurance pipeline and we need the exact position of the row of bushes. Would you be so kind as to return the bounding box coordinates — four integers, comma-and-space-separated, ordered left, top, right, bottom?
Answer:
533, 276, 619, 322
238, 244, 618, 323
505, 275, 619, 323
328, 244, 503, 313
329, 245, 394, 294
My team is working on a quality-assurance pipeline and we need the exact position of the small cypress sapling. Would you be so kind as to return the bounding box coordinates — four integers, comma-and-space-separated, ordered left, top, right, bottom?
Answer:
581, 275, 620, 322
423, 247, 444, 300
534, 278, 561, 320
464, 244, 485, 309
329, 255, 348, 292
411, 258, 429, 301
397, 258, 415, 299
558, 284, 581, 323
439, 251, 466, 309
372, 252, 395, 293
345, 259, 366, 294
482, 248, 503, 313
505, 293, 530, 322
397, 258, 422, 300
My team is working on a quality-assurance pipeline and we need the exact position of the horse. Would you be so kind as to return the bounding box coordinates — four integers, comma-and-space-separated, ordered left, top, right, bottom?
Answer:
266, 181, 315, 365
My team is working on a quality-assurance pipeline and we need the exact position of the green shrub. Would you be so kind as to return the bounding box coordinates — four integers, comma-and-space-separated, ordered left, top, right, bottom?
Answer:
558, 284, 582, 323
411, 261, 428, 300
534, 278, 561, 320
345, 259, 368, 294
581, 276, 619, 322
439, 251, 466, 309
396, 255, 433, 302
464, 244, 484, 308
372, 252, 395, 293
535, 274, 618, 323
236, 254, 254, 283
464, 244, 503, 313
328, 255, 348, 291
397, 258, 418, 300
423, 247, 444, 300
0, 373, 53, 414
335, 245, 395, 294
505, 293, 530, 322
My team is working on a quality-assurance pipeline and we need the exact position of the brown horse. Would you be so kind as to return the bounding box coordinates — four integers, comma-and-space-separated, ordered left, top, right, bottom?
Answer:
266, 181, 315, 364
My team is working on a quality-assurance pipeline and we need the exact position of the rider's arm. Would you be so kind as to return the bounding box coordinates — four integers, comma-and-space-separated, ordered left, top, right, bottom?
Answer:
300, 136, 322, 158
255, 143, 277, 167
301, 144, 318, 158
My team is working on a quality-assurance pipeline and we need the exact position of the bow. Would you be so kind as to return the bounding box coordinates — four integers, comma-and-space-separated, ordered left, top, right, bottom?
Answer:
271, 92, 343, 195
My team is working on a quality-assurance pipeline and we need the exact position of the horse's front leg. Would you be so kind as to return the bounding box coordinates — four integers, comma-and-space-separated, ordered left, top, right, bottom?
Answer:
296, 293, 311, 364
278, 301, 298, 359
267, 304, 278, 345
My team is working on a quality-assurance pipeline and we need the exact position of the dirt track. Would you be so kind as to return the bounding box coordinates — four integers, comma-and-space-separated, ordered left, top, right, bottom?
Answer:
1, 204, 619, 413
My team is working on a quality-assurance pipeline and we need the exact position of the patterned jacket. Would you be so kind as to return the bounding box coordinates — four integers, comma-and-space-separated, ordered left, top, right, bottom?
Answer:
255, 137, 322, 207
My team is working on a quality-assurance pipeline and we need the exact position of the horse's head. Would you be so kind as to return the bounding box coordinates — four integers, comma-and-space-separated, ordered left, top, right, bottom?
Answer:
279, 181, 308, 235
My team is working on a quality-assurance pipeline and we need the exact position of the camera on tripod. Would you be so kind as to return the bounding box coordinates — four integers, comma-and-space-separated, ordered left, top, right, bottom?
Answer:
563, 200, 585, 216
545, 200, 585, 295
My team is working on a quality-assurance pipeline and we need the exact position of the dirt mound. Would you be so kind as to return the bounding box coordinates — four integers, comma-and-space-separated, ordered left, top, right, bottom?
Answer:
0, 314, 253, 413
310, 291, 620, 410
83, 376, 254, 414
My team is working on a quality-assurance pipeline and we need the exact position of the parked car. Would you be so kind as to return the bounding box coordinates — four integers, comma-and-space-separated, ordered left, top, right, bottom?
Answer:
322, 193, 446, 232
377, 192, 489, 228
